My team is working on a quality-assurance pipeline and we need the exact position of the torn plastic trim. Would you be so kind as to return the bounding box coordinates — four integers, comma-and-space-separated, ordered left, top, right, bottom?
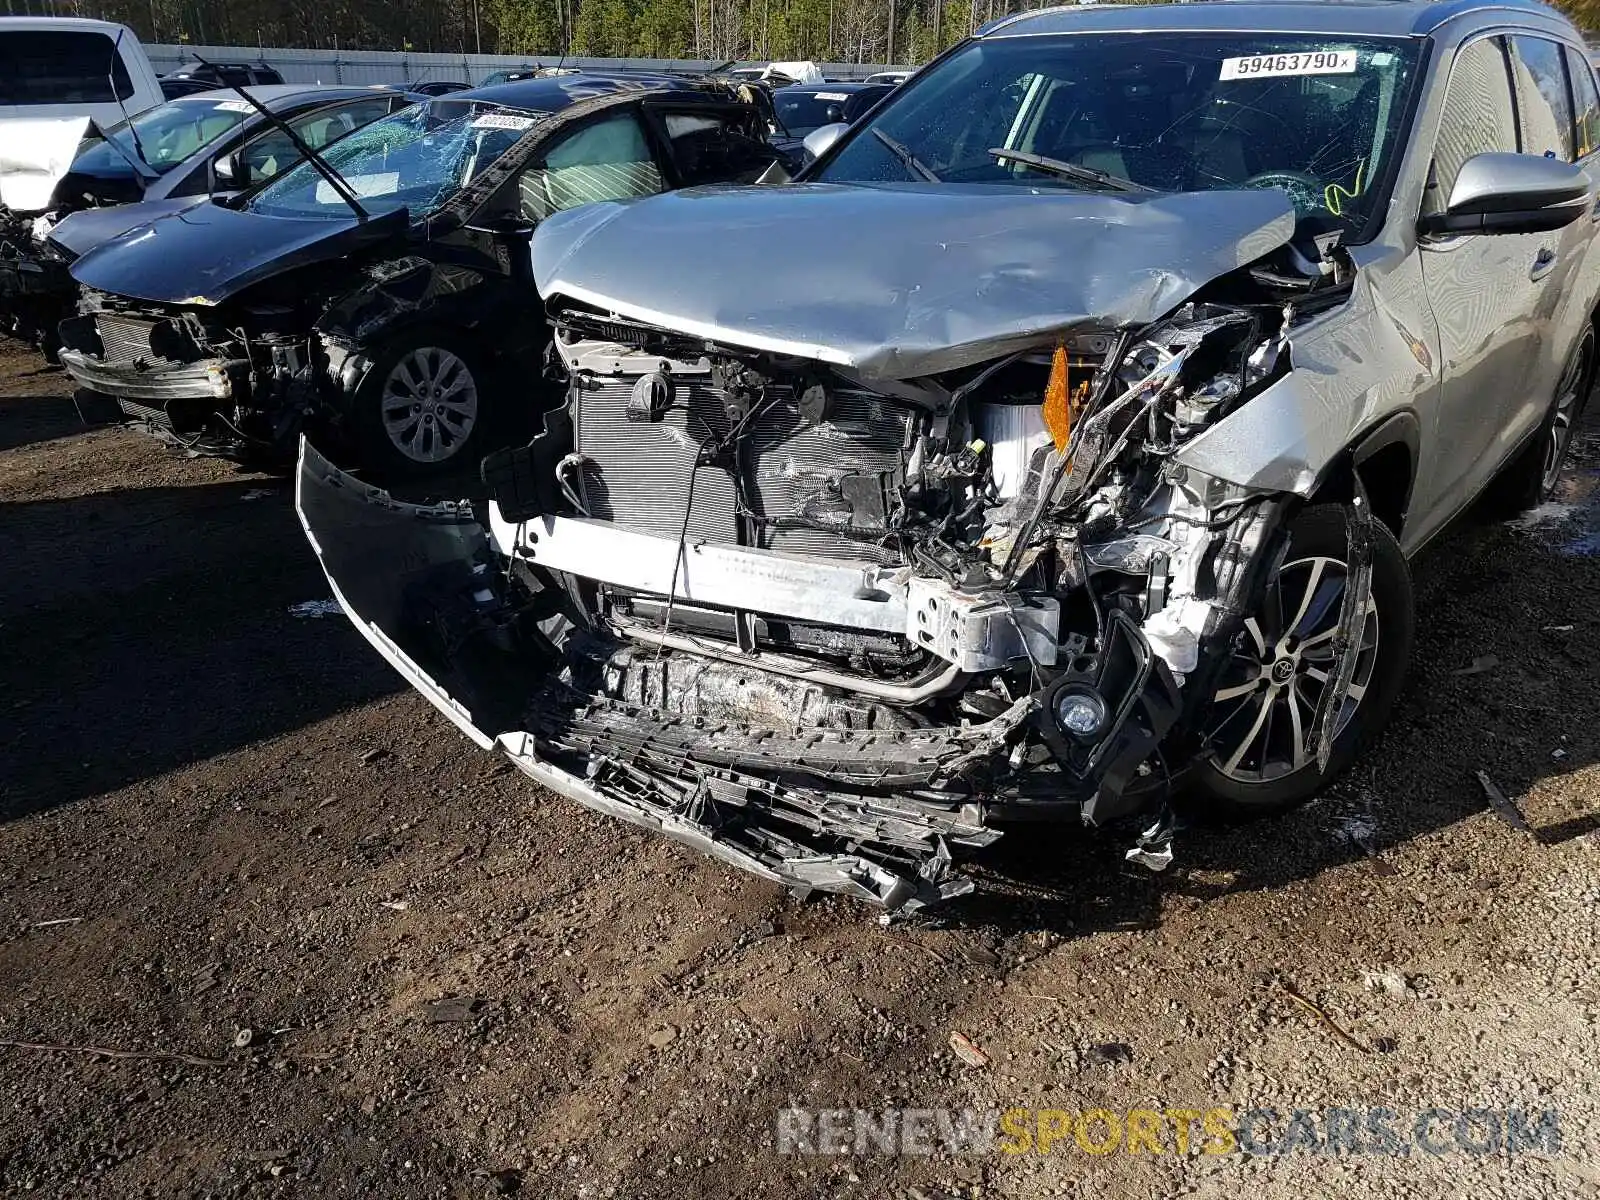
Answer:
294, 437, 994, 910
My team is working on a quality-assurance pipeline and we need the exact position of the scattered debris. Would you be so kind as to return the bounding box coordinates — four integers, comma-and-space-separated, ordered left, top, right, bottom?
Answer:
379, 900, 409, 912
191, 963, 222, 996
287, 599, 342, 619
0, 1039, 229, 1068
1082, 1041, 1134, 1067
1542, 624, 1576, 633
240, 488, 277, 502
1362, 969, 1418, 999
1372, 1036, 1399, 1054
647, 1026, 679, 1049
1452, 654, 1500, 677
948, 1031, 990, 1068
424, 997, 483, 1025
359, 748, 388, 765
28, 917, 83, 929
1553, 748, 1570, 762
1275, 979, 1370, 1054
1475, 770, 1534, 834
232, 1028, 254, 1049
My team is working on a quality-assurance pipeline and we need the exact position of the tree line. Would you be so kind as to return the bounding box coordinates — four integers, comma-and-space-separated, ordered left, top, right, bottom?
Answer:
7, 0, 1595, 67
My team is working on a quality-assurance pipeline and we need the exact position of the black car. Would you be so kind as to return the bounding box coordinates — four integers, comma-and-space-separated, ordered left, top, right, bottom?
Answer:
58, 73, 779, 476
405, 81, 472, 96
162, 62, 286, 90
768, 82, 895, 164
0, 85, 407, 354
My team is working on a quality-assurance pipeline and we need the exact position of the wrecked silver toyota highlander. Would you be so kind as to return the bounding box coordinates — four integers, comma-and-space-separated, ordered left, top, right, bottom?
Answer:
300, 0, 1600, 908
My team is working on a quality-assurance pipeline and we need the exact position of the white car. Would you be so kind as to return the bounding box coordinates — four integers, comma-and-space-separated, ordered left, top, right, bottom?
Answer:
0, 17, 164, 213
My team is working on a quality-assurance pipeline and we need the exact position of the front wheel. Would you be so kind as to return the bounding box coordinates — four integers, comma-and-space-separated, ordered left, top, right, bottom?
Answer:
354, 332, 487, 479
1190, 503, 1414, 819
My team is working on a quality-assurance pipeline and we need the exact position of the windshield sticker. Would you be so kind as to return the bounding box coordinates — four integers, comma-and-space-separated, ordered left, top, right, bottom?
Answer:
471, 112, 537, 132
215, 100, 257, 113
813, 92, 850, 101
1219, 50, 1357, 81
315, 172, 399, 202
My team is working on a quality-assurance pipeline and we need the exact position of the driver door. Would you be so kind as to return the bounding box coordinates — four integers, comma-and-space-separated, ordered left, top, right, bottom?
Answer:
1413, 34, 1563, 538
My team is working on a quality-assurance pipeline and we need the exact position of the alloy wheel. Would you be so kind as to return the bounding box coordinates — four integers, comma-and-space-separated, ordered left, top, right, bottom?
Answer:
1542, 330, 1594, 496
1206, 555, 1380, 784
380, 346, 479, 465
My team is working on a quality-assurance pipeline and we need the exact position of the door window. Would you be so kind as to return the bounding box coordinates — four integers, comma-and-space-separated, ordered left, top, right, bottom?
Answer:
1510, 35, 1576, 161
1564, 44, 1600, 158
515, 113, 664, 221
236, 98, 398, 185
659, 108, 776, 185
1425, 36, 1518, 217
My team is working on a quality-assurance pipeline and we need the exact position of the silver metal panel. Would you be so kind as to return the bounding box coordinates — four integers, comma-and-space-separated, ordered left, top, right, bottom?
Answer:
532, 182, 1295, 381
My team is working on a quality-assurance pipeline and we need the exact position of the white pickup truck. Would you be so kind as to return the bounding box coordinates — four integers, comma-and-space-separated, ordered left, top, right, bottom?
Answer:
0, 17, 164, 213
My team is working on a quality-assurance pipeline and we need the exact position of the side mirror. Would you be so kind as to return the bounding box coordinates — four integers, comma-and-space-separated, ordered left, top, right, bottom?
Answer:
801, 122, 849, 162
213, 151, 242, 184
1420, 152, 1592, 236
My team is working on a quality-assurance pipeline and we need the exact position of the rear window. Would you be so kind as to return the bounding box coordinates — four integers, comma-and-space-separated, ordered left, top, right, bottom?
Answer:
0, 31, 134, 106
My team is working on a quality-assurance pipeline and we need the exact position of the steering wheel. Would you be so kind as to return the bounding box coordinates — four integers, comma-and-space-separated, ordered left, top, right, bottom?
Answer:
1241, 169, 1325, 214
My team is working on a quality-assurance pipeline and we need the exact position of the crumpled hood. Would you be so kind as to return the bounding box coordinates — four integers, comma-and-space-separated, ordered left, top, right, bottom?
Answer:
69, 201, 408, 305
0, 118, 92, 213
533, 181, 1297, 380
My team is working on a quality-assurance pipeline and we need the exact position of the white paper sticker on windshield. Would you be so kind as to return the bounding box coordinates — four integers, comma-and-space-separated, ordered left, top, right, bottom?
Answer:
1219, 50, 1357, 81
472, 112, 536, 132
315, 172, 399, 203
215, 100, 256, 113
813, 91, 850, 101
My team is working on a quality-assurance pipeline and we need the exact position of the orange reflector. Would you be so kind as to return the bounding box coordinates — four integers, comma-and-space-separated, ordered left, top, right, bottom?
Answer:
1041, 344, 1073, 453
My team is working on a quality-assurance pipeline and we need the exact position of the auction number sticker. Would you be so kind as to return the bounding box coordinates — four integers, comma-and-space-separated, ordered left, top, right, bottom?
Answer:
1219, 49, 1357, 80
813, 92, 850, 102
471, 112, 537, 132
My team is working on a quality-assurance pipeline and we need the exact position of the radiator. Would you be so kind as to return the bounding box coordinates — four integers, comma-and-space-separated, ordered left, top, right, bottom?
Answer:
573, 375, 912, 567
94, 313, 164, 366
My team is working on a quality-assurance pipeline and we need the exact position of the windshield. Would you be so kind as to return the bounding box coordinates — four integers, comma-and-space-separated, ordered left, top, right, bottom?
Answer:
78, 97, 256, 175
242, 101, 545, 220
774, 89, 855, 136
818, 32, 1421, 232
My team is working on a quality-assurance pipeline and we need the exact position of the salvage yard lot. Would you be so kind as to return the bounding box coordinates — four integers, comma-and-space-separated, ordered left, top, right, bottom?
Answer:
2, 337, 1599, 1198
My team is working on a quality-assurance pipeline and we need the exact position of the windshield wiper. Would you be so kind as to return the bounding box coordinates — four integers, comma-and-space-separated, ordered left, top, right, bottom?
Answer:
106, 29, 156, 178
190, 52, 370, 222
873, 128, 939, 182
987, 147, 1152, 194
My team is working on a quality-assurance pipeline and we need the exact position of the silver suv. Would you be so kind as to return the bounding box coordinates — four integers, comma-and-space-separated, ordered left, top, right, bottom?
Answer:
300, 0, 1600, 909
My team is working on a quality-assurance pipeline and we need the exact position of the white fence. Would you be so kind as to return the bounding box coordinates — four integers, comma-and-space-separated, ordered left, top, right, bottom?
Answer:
146, 45, 900, 86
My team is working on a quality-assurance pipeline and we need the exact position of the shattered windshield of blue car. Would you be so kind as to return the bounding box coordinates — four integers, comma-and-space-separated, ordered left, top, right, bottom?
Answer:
818, 32, 1421, 231
242, 101, 547, 220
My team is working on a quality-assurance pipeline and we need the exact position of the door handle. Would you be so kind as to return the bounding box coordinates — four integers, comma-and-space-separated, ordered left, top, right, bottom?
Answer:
1530, 247, 1558, 281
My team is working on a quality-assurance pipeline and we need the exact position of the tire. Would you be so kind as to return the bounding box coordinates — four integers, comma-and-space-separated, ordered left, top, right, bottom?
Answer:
353, 330, 488, 480
1189, 503, 1414, 820
1486, 324, 1595, 514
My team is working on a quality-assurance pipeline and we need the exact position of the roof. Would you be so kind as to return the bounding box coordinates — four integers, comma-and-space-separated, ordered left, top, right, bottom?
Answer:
981, 0, 1572, 40
0, 15, 138, 34
456, 72, 713, 112
170, 84, 387, 111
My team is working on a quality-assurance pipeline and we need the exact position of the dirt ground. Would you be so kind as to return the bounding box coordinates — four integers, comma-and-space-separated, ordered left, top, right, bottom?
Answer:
2, 338, 1598, 1199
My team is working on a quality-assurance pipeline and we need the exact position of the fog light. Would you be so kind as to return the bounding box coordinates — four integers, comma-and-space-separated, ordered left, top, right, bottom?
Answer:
1054, 688, 1108, 739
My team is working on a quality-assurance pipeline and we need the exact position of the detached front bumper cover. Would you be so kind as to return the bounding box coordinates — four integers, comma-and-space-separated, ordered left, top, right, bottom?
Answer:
294, 438, 1001, 910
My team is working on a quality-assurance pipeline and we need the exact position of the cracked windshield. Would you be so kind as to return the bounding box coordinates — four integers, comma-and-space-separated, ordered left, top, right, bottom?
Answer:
242, 101, 544, 219
819, 32, 1420, 233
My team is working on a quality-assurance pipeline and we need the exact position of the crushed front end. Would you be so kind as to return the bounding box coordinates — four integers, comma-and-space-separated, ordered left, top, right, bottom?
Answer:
300, 282, 1327, 909
0, 208, 75, 353
59, 289, 322, 452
